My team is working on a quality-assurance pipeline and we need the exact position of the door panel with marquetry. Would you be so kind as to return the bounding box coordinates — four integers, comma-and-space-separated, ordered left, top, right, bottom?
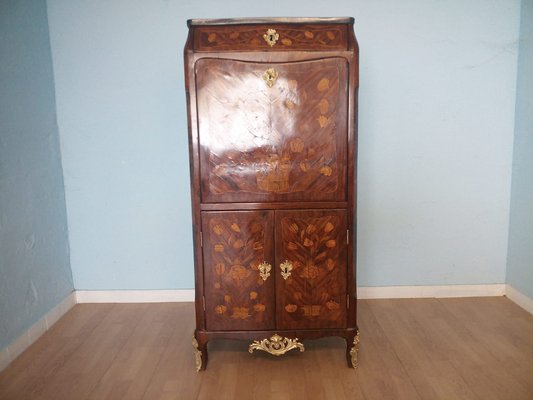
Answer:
275, 209, 347, 329
201, 211, 275, 331
196, 57, 348, 203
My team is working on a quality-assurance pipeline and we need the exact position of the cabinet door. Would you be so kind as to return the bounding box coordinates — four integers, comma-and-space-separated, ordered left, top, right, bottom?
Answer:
202, 211, 275, 331
196, 57, 348, 203
275, 210, 347, 329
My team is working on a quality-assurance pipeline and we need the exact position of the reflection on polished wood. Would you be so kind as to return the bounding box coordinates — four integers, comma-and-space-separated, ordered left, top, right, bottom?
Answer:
196, 57, 348, 204
1, 298, 532, 399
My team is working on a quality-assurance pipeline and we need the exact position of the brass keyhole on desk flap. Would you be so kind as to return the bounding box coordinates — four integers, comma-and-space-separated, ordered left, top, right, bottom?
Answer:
263, 68, 278, 88
263, 28, 279, 47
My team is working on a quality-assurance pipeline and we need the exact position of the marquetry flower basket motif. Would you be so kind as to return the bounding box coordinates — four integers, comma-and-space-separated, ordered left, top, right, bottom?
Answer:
280, 214, 344, 327
206, 215, 271, 329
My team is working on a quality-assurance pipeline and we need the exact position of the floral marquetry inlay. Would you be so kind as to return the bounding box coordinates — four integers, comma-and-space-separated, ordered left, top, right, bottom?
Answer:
202, 211, 275, 331
196, 57, 348, 203
194, 24, 346, 51
276, 210, 347, 330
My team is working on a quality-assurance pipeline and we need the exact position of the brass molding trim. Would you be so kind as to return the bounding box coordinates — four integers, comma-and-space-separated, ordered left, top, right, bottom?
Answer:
248, 334, 305, 356
349, 330, 360, 368
192, 336, 202, 372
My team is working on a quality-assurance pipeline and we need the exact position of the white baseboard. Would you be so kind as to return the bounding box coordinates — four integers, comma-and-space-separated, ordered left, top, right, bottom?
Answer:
75, 286, 509, 303
505, 285, 533, 314
4, 285, 520, 308
75, 289, 195, 303
3, 283, 531, 373
0, 291, 76, 372
357, 284, 506, 299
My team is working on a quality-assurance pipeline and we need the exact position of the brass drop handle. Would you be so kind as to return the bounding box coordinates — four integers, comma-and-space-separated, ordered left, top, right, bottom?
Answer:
263, 28, 279, 47
280, 260, 293, 280
258, 261, 272, 281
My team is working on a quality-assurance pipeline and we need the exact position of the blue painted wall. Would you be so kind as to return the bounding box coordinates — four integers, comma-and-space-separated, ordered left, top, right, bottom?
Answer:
46, 0, 521, 290
0, 0, 73, 350
507, 0, 533, 299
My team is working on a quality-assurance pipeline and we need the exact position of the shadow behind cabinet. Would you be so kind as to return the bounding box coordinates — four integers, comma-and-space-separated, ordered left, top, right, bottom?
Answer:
184, 17, 359, 371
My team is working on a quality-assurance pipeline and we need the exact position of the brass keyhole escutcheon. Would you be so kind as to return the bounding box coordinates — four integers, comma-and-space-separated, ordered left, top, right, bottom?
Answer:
263, 68, 278, 88
280, 260, 293, 280
263, 28, 279, 47
258, 261, 272, 281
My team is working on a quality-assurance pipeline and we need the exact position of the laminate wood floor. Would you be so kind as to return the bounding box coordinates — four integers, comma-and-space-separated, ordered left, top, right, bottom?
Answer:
1, 297, 532, 400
